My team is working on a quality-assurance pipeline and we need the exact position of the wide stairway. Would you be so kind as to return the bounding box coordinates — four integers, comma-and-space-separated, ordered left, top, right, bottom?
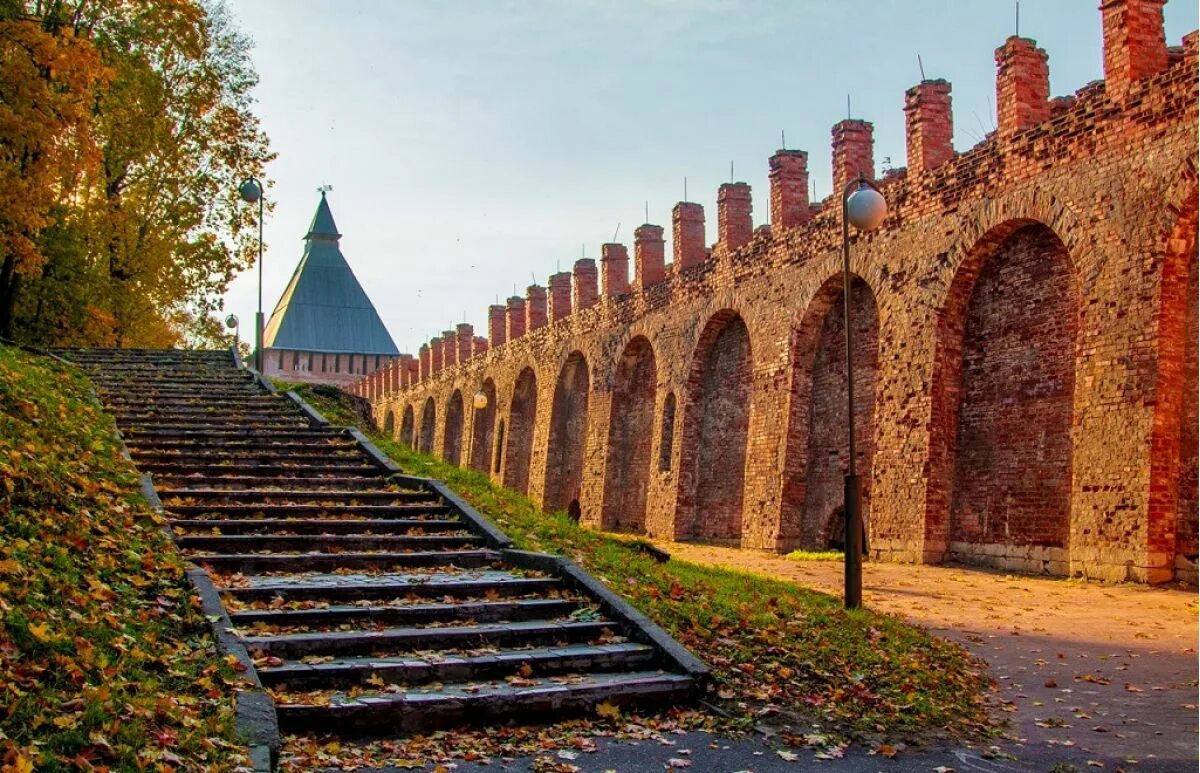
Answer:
61, 348, 704, 737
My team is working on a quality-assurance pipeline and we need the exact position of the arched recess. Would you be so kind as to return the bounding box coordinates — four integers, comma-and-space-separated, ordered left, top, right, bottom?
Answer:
676, 311, 752, 543
494, 419, 506, 474
470, 379, 498, 474
503, 368, 537, 493
399, 405, 415, 448
602, 337, 657, 532
1149, 180, 1199, 582
443, 390, 464, 466
544, 352, 590, 513
928, 221, 1080, 568
383, 410, 396, 438
658, 392, 676, 471
418, 397, 436, 455
780, 275, 879, 549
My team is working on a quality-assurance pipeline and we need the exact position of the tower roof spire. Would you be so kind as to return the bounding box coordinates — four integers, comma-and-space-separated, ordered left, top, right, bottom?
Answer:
305, 187, 341, 241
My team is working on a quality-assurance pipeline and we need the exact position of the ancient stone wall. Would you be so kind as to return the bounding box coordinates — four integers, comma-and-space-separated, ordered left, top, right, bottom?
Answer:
357, 7, 1199, 583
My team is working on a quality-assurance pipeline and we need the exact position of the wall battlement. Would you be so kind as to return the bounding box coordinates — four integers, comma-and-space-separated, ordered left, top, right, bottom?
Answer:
354, 4, 1198, 583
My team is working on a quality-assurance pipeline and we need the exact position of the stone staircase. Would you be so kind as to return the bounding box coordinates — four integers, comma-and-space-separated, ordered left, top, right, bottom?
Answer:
61, 348, 706, 738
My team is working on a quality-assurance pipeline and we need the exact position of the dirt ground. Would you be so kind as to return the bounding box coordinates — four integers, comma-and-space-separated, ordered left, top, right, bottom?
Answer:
655, 542, 1199, 768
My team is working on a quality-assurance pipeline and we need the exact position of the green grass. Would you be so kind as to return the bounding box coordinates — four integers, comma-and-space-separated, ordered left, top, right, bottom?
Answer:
0, 345, 246, 771
289, 381, 994, 742
785, 549, 844, 561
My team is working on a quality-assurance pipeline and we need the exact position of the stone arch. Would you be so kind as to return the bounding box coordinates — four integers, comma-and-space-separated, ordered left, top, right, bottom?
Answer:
1149, 175, 1199, 582
503, 367, 537, 493
602, 336, 657, 532
544, 352, 590, 512
443, 390, 464, 466
383, 409, 396, 438
676, 310, 753, 543
470, 378, 498, 474
399, 405, 414, 448
418, 397, 436, 455
780, 273, 879, 549
927, 220, 1081, 571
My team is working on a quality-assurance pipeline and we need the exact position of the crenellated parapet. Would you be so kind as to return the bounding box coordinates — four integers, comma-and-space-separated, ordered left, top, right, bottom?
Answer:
349, 4, 1198, 587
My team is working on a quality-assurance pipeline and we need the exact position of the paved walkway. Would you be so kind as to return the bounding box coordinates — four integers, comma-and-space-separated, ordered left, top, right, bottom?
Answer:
655, 542, 1199, 770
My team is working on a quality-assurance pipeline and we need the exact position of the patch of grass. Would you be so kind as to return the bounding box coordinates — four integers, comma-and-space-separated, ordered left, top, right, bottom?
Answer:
290, 383, 994, 741
785, 549, 844, 562
0, 344, 246, 771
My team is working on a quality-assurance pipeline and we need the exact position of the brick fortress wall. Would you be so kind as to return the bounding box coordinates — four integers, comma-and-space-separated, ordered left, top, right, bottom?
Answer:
354, 4, 1199, 583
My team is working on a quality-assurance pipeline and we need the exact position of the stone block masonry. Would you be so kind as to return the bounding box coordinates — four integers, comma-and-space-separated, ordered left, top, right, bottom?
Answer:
356, 4, 1198, 584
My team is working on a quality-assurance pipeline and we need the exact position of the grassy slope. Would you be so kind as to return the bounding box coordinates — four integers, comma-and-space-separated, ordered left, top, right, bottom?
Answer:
0, 345, 245, 771
294, 383, 994, 743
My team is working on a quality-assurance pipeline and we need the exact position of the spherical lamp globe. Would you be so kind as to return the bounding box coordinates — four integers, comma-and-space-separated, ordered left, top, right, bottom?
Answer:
238, 179, 262, 204
473, 391, 488, 410
845, 186, 887, 231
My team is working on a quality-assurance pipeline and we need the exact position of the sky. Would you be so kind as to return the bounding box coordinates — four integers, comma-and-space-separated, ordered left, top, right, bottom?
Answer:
220, 0, 1198, 357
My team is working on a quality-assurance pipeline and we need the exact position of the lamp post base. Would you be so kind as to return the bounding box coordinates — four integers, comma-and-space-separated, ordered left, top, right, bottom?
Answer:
844, 473, 863, 610
254, 311, 264, 374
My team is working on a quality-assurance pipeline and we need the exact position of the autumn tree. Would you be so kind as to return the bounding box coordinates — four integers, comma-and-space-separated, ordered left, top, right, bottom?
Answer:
1, 0, 272, 346
0, 3, 106, 338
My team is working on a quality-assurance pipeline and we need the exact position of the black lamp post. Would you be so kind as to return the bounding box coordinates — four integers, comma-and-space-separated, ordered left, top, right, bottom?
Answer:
840, 173, 887, 610
238, 177, 264, 373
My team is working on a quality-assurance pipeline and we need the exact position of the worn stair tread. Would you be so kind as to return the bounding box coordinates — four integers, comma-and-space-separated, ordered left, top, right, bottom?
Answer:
178, 534, 484, 552
256, 642, 655, 688
192, 549, 501, 572
241, 618, 618, 656
217, 572, 562, 601
229, 597, 583, 627
168, 504, 444, 516
170, 518, 466, 534
271, 670, 693, 732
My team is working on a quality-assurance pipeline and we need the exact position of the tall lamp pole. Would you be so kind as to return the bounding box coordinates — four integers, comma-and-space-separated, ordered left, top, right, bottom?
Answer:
238, 177, 265, 373
840, 173, 887, 610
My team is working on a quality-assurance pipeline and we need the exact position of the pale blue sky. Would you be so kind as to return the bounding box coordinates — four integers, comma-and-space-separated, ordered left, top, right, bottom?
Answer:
221, 0, 1197, 357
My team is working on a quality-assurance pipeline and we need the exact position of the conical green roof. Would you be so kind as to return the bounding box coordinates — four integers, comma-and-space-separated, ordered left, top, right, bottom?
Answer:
263, 193, 398, 355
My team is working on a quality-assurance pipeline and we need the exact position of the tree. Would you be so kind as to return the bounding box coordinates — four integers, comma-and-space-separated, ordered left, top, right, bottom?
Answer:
0, 5, 107, 337
0, 0, 272, 346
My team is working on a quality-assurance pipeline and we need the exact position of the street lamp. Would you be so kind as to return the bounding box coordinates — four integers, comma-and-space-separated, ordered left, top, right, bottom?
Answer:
238, 177, 264, 373
841, 174, 887, 610
472, 391, 488, 410
224, 313, 239, 352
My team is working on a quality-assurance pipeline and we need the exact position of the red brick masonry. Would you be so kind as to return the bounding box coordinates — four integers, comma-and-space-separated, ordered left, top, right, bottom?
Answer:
355, 4, 1198, 583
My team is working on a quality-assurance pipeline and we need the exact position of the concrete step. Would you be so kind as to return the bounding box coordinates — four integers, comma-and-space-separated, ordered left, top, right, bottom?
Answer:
167, 504, 445, 518
217, 573, 564, 604
161, 489, 430, 505
257, 641, 654, 691
231, 597, 583, 632
170, 518, 465, 535
177, 533, 484, 553
192, 549, 500, 574
242, 618, 616, 659
272, 671, 694, 735
155, 474, 397, 490
140, 462, 386, 477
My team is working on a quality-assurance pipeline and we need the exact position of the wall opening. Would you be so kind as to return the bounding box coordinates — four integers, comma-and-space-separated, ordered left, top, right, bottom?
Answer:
602, 337, 657, 532
470, 379, 498, 474
544, 352, 590, 512
418, 397, 436, 455
383, 410, 396, 438
503, 368, 537, 493
936, 223, 1079, 569
677, 311, 752, 543
400, 405, 415, 448
659, 392, 676, 472
443, 390, 464, 466
1178, 249, 1198, 574
494, 419, 505, 474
